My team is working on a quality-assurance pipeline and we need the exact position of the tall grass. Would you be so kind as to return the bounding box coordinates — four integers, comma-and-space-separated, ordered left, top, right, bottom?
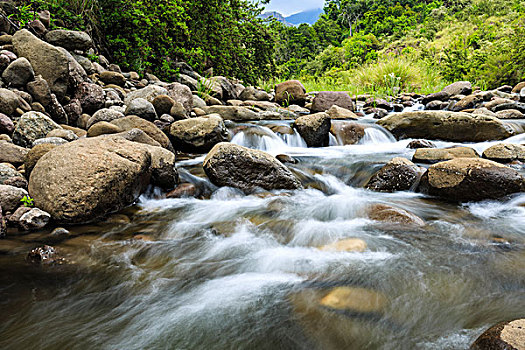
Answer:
264, 57, 450, 98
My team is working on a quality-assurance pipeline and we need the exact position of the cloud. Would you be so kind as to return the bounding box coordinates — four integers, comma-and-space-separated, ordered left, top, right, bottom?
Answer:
264, 0, 325, 16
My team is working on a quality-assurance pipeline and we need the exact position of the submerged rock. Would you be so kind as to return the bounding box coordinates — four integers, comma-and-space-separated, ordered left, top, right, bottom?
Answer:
27, 245, 65, 265
419, 158, 524, 202
366, 157, 423, 192
330, 121, 366, 145
0, 205, 6, 237
470, 319, 525, 350
377, 111, 514, 142
320, 287, 387, 313
367, 203, 425, 227
203, 142, 302, 192
319, 238, 367, 252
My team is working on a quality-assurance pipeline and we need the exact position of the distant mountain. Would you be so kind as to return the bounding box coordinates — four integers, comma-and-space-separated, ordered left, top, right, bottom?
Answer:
260, 11, 291, 26
285, 8, 323, 25
260, 8, 323, 26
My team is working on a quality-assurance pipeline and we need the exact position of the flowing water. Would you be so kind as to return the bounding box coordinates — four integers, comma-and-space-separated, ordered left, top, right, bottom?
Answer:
1, 117, 525, 350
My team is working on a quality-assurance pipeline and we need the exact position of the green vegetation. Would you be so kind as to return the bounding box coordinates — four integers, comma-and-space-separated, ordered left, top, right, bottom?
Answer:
20, 195, 34, 208
12, 0, 525, 94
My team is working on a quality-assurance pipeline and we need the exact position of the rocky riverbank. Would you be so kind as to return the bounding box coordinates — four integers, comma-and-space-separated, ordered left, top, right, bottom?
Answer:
0, 12, 524, 349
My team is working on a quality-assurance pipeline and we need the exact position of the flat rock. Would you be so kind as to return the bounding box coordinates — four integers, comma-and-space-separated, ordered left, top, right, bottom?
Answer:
412, 147, 479, 164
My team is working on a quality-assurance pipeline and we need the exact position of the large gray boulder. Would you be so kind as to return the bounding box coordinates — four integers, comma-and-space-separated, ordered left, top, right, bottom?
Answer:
377, 111, 514, 142
12, 29, 69, 100
169, 114, 229, 153
125, 98, 157, 121
418, 158, 524, 202
28, 137, 152, 223
294, 112, 331, 147
2, 57, 34, 87
45, 30, 93, 51
311, 91, 355, 113
203, 142, 302, 192
12, 111, 61, 148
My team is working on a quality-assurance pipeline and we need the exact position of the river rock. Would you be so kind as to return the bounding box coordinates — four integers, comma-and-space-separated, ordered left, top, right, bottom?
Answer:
470, 319, 525, 350
496, 109, 524, 119
422, 91, 450, 105
152, 95, 175, 116
28, 137, 152, 223
412, 147, 479, 164
319, 238, 367, 252
74, 82, 105, 114
99, 71, 126, 86
442, 81, 472, 96
418, 158, 524, 202
202, 105, 259, 121
0, 184, 28, 213
203, 142, 302, 192
26, 75, 52, 106
45, 30, 92, 51
19, 208, 50, 231
111, 115, 172, 151
239, 86, 270, 101
86, 108, 124, 129
169, 114, 229, 153
27, 245, 64, 265
47, 129, 78, 142
12, 29, 69, 99
326, 105, 358, 119
294, 113, 331, 147
366, 157, 423, 192
330, 121, 366, 145
0, 113, 14, 134
407, 140, 436, 149
124, 85, 168, 105
166, 183, 198, 199
0, 163, 24, 184
494, 102, 525, 114
452, 94, 484, 111
275, 80, 307, 106
377, 111, 513, 142
2, 57, 34, 87
24, 143, 57, 176
0, 141, 29, 165
312, 91, 355, 113
320, 286, 387, 313
112, 128, 161, 148
125, 98, 157, 121
482, 144, 525, 163
512, 82, 525, 93
12, 112, 61, 148
87, 121, 122, 137
367, 203, 425, 227
0, 88, 24, 116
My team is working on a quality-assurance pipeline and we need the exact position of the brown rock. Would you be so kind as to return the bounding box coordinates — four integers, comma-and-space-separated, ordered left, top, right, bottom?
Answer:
312, 91, 355, 113
24, 143, 57, 176
87, 121, 122, 137
366, 157, 423, 192
412, 147, 479, 164
326, 105, 358, 119
0, 140, 30, 165
294, 112, 331, 147
419, 158, 524, 202
169, 114, 229, 153
482, 144, 525, 163
275, 80, 307, 106
471, 319, 525, 350
203, 142, 302, 192
111, 115, 173, 151
368, 203, 425, 227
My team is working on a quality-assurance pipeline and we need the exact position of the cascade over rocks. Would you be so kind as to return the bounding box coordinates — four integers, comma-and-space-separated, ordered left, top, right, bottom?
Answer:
418, 158, 524, 202
203, 142, 302, 192
377, 111, 514, 142
28, 137, 153, 224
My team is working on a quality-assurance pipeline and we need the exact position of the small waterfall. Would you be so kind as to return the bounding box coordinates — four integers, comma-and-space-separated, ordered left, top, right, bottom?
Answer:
230, 124, 307, 152
403, 103, 425, 112
359, 125, 397, 144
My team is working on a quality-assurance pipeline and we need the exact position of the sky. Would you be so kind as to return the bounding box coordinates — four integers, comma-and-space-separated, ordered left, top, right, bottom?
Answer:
263, 0, 326, 16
